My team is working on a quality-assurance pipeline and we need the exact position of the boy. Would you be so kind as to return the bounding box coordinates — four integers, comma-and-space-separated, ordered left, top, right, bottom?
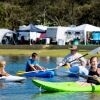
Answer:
26, 53, 45, 72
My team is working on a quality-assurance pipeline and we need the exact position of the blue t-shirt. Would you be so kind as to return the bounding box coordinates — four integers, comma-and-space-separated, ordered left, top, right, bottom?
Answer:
26, 59, 39, 71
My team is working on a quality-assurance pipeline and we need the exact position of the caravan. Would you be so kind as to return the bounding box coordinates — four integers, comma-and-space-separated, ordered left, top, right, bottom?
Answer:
46, 26, 69, 45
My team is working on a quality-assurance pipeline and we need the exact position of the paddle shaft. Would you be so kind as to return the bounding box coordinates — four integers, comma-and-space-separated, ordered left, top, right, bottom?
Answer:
17, 70, 45, 75
62, 53, 88, 66
62, 47, 100, 66
76, 73, 100, 83
17, 68, 56, 75
66, 71, 100, 83
68, 53, 88, 63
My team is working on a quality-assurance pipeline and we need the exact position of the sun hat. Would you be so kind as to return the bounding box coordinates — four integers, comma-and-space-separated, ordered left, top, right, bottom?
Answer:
69, 45, 78, 50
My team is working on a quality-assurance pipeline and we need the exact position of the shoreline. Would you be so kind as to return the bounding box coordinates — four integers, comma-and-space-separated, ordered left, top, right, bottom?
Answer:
0, 49, 99, 58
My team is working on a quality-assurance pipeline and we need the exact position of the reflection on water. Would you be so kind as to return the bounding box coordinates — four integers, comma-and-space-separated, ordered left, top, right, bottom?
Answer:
0, 55, 100, 100
0, 82, 5, 89
32, 92, 100, 100
32, 92, 73, 100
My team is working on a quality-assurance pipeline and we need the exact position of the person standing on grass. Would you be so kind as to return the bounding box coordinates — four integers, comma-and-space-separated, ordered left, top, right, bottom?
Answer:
26, 53, 45, 72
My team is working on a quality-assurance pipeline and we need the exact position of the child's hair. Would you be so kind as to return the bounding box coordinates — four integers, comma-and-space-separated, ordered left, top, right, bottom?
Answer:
90, 56, 98, 63
0, 61, 6, 68
32, 53, 38, 58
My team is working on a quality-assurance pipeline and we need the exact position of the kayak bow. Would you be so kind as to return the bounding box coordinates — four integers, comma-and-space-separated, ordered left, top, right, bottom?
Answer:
32, 79, 100, 92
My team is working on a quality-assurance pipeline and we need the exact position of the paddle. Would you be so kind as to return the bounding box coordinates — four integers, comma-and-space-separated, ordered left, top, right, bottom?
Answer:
66, 70, 100, 83
16, 70, 45, 75
56, 47, 100, 68
16, 68, 56, 75
68, 47, 100, 63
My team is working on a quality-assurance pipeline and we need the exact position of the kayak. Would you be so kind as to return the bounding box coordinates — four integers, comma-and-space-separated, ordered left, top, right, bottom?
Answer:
68, 66, 89, 77
16, 69, 55, 78
0, 75, 26, 82
32, 79, 100, 92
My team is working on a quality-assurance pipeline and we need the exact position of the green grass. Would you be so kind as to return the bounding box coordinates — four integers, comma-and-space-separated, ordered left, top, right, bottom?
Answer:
0, 49, 100, 58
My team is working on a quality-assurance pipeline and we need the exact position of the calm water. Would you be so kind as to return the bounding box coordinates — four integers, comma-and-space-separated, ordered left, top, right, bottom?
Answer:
0, 56, 100, 100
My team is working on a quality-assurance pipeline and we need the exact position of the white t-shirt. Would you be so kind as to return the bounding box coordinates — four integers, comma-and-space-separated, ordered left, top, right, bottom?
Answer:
60, 53, 87, 67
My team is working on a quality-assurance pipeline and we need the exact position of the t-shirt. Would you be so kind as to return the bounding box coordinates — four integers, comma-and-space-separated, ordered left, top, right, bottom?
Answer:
26, 59, 39, 71
61, 53, 87, 67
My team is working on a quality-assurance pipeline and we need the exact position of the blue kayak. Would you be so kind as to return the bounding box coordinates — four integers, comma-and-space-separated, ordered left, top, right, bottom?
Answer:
16, 69, 55, 78
68, 66, 89, 77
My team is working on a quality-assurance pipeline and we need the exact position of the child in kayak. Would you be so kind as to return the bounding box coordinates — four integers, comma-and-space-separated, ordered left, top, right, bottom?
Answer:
87, 56, 100, 85
77, 56, 100, 86
26, 53, 46, 72
0, 61, 9, 77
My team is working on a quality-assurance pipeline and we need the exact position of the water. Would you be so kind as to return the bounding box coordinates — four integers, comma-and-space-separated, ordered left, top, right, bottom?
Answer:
0, 56, 100, 100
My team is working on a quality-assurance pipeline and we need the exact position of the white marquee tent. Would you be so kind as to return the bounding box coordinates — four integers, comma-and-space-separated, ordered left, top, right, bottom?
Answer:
0, 29, 16, 44
66, 24, 100, 45
19, 24, 46, 33
35, 25, 47, 31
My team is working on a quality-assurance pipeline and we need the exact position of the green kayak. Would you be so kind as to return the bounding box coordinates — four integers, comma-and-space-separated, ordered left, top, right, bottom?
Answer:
32, 79, 100, 92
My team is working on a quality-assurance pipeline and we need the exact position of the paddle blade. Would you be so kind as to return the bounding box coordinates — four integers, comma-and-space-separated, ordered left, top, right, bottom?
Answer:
16, 71, 26, 75
88, 47, 100, 55
64, 65, 70, 69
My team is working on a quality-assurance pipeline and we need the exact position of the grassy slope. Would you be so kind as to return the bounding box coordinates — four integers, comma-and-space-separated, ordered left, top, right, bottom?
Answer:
0, 49, 99, 58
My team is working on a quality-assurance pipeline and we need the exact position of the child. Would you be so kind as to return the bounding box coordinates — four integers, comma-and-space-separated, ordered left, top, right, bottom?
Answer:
0, 61, 9, 77
87, 56, 100, 85
76, 56, 100, 86
26, 53, 45, 72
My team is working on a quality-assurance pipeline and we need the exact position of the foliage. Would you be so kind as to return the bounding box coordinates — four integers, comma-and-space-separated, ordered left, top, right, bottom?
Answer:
0, 0, 100, 29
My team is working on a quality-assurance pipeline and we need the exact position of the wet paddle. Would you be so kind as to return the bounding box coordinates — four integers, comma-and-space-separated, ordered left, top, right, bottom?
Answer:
16, 68, 56, 76
16, 70, 45, 75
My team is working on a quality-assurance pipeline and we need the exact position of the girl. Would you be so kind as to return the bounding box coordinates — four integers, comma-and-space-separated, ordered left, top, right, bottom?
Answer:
87, 56, 100, 85
0, 61, 9, 77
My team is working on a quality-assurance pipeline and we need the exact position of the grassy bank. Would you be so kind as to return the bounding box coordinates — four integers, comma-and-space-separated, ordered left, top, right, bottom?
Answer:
0, 49, 70, 57
0, 49, 99, 58
0, 45, 100, 58
0, 44, 99, 50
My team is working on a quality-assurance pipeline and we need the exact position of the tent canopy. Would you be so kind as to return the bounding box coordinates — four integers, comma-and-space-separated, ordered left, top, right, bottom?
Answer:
66, 24, 100, 45
0, 29, 16, 44
67, 24, 100, 32
18, 24, 46, 33
35, 25, 47, 31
